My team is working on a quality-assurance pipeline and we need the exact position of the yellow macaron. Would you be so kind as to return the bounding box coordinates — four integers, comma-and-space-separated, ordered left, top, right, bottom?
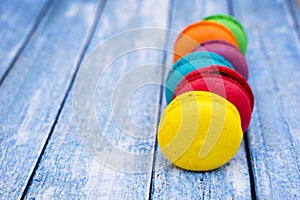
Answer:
157, 91, 243, 171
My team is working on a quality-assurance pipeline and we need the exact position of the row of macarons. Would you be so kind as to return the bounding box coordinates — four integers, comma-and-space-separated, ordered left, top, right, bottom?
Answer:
157, 14, 254, 171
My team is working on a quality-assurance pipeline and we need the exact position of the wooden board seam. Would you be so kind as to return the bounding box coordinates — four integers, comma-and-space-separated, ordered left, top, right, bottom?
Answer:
148, 0, 175, 199
285, 0, 300, 42
0, 0, 54, 87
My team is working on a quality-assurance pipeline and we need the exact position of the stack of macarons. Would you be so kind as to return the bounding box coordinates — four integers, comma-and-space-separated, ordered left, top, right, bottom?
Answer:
157, 14, 254, 171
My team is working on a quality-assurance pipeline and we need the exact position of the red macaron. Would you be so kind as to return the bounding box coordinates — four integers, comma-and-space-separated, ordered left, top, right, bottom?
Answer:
173, 65, 254, 133
191, 40, 249, 80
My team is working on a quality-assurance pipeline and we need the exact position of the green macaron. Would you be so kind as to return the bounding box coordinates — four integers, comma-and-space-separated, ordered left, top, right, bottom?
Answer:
203, 14, 247, 55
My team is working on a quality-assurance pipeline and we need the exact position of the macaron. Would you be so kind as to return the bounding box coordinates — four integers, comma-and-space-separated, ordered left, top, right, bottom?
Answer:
173, 20, 238, 62
192, 40, 249, 80
165, 52, 234, 104
173, 66, 254, 132
203, 14, 247, 55
158, 91, 243, 171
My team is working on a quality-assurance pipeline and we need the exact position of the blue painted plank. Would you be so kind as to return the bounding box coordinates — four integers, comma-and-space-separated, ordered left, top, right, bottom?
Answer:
233, 0, 300, 198
0, 0, 102, 199
23, 0, 170, 199
0, 0, 51, 83
150, 0, 252, 199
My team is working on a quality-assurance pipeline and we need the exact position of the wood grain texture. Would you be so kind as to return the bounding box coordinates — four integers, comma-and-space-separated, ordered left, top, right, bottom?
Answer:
0, 0, 101, 199
150, 0, 252, 199
233, 0, 300, 198
2, 0, 299, 199
24, 0, 170, 199
0, 0, 51, 82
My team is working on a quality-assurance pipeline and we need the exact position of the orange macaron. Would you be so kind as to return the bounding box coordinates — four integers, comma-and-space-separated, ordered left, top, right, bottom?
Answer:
173, 20, 238, 62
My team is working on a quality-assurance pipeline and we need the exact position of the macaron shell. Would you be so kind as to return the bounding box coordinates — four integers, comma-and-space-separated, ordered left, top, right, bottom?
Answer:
192, 40, 249, 80
203, 14, 247, 55
173, 20, 238, 63
158, 91, 243, 171
165, 52, 234, 104
174, 66, 254, 132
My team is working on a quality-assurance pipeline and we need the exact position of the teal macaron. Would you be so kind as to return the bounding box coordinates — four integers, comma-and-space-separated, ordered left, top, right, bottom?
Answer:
165, 51, 234, 104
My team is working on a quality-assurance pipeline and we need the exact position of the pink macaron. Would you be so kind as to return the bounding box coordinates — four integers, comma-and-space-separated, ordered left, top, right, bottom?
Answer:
191, 40, 249, 80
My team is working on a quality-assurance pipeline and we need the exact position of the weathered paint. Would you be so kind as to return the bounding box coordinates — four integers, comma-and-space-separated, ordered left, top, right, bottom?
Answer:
24, 0, 169, 199
233, 0, 300, 198
0, 0, 299, 199
0, 0, 51, 82
0, 0, 102, 199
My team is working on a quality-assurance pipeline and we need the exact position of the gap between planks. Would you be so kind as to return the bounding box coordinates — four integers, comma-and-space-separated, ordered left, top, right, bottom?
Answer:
147, 0, 175, 199
227, 0, 257, 198
285, 0, 300, 43
0, 0, 53, 87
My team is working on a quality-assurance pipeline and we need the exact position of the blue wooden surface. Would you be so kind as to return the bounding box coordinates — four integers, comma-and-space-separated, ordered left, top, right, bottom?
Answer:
0, 0, 51, 83
0, 0, 299, 199
24, 0, 169, 199
233, 0, 300, 198
0, 0, 103, 198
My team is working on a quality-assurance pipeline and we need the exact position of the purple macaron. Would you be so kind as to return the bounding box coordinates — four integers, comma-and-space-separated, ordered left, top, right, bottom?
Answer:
191, 40, 249, 80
